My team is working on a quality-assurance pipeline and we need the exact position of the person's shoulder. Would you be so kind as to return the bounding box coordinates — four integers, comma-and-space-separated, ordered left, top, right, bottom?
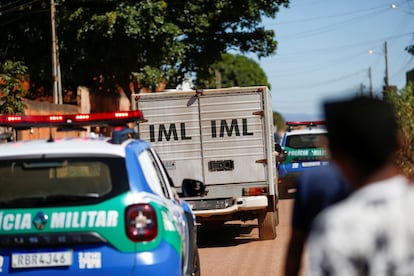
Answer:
315, 177, 409, 229
313, 191, 363, 226
388, 180, 414, 210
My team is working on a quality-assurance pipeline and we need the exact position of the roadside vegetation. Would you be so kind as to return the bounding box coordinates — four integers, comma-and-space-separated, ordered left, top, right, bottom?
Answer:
0, 60, 27, 114
388, 83, 414, 179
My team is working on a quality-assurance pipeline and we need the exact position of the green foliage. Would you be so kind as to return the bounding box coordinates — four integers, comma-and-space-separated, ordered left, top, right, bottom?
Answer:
0, 1, 51, 91
388, 82, 414, 179
0, 0, 289, 95
132, 66, 172, 91
272, 111, 285, 131
0, 60, 28, 115
198, 53, 270, 89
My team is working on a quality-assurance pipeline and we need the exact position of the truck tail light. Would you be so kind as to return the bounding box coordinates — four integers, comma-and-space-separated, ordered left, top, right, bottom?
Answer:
243, 186, 268, 196
125, 204, 158, 242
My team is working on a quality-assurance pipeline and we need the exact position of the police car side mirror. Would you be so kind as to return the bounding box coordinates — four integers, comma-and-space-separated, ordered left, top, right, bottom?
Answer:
275, 144, 282, 154
0, 131, 14, 142
181, 179, 206, 197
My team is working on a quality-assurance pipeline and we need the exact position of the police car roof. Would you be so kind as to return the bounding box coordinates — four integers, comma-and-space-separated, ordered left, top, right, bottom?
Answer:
0, 137, 147, 158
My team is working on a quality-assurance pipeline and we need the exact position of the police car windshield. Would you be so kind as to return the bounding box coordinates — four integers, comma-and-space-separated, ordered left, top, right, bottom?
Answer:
0, 157, 129, 207
285, 134, 326, 149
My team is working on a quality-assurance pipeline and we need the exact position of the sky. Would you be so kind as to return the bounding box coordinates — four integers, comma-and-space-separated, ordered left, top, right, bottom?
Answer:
256, 0, 414, 121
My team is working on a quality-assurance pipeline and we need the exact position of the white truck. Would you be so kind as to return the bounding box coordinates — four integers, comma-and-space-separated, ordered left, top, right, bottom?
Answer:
132, 86, 279, 240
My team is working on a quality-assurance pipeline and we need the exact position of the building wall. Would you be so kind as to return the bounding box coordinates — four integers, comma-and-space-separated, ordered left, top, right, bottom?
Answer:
17, 99, 81, 140
5, 86, 131, 140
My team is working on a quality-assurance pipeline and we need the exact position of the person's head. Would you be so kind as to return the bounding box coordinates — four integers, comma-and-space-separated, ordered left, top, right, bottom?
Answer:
324, 96, 399, 184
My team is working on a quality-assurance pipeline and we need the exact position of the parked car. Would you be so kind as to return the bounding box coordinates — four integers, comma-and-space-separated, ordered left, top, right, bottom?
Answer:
0, 111, 200, 276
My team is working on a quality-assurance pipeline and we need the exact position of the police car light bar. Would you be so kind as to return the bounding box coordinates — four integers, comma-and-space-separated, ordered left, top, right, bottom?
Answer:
0, 110, 144, 130
286, 120, 325, 127
286, 121, 326, 132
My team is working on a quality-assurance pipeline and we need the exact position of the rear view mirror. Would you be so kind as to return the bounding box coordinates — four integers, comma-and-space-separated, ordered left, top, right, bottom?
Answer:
182, 179, 206, 197
275, 144, 282, 153
0, 132, 13, 142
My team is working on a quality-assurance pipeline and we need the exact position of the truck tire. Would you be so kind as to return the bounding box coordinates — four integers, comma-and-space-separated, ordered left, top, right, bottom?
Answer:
258, 210, 277, 240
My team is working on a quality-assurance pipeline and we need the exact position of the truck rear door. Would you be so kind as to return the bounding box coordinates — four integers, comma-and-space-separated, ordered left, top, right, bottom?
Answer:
199, 91, 267, 184
136, 94, 204, 185
134, 88, 268, 189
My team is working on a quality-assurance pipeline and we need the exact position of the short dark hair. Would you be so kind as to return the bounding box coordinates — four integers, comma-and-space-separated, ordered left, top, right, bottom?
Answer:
324, 96, 398, 174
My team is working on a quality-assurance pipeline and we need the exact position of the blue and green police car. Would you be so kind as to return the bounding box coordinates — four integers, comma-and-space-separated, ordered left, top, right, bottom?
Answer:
0, 111, 200, 275
276, 121, 329, 198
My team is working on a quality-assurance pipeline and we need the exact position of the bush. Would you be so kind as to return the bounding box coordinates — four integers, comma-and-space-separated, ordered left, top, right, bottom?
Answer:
0, 60, 28, 115
388, 82, 414, 179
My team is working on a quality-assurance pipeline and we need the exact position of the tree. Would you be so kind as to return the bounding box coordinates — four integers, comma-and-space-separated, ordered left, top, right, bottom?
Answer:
0, 0, 289, 97
197, 53, 270, 89
0, 60, 28, 114
388, 82, 414, 179
273, 111, 285, 132
0, 1, 51, 94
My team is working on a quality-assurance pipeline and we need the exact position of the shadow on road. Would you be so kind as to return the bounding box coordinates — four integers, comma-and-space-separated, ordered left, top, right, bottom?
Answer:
197, 221, 258, 248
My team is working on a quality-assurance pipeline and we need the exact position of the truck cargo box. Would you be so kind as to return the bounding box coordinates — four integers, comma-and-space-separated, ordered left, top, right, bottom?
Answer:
132, 86, 279, 240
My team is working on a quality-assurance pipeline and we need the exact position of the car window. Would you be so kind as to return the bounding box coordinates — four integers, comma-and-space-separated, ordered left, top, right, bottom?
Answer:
285, 133, 326, 149
150, 148, 176, 200
0, 157, 128, 205
138, 150, 170, 199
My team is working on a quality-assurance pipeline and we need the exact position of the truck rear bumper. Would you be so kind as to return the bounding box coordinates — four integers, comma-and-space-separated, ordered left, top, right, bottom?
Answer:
188, 196, 268, 217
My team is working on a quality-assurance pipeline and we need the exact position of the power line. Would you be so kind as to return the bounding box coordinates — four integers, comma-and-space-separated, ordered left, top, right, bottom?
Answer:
261, 32, 414, 82
273, 69, 367, 90
277, 32, 413, 58
0, 0, 43, 15
272, 3, 392, 26
284, 8, 398, 40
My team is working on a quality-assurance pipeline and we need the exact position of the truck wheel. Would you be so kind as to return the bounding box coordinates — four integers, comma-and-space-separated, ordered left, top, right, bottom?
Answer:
258, 210, 277, 240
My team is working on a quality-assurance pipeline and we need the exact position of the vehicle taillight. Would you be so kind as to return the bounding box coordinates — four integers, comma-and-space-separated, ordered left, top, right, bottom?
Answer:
243, 186, 268, 196
125, 204, 158, 242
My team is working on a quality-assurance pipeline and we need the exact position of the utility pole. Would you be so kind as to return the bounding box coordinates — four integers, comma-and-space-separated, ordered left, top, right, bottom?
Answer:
384, 41, 389, 89
383, 41, 391, 97
215, 70, 222, 89
50, 0, 63, 104
368, 67, 373, 97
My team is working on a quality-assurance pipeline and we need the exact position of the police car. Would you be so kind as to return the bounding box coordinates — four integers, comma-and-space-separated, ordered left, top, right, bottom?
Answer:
276, 121, 329, 198
0, 111, 200, 275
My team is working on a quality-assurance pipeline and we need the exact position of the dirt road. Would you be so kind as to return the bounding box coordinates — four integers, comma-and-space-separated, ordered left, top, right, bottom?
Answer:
197, 199, 305, 276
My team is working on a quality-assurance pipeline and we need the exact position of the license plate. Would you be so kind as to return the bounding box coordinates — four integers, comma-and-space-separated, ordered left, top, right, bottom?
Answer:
12, 251, 73, 268
188, 199, 232, 210
302, 161, 321, 167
